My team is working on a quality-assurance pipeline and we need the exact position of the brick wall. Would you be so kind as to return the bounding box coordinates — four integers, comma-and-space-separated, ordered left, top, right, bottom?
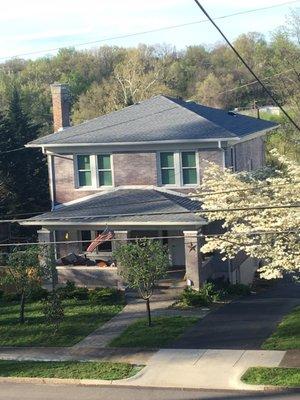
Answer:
198, 149, 224, 182
113, 152, 157, 186
52, 149, 225, 204
234, 137, 265, 172
52, 152, 157, 204
53, 155, 98, 204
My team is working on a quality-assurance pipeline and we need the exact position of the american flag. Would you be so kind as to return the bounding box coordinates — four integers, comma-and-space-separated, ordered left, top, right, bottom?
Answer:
86, 229, 115, 253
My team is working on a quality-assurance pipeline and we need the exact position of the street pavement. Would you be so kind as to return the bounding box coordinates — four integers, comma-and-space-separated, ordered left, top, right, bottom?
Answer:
0, 383, 299, 400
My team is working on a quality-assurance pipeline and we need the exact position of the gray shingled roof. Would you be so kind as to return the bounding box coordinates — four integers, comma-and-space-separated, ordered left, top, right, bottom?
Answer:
28, 95, 278, 146
23, 189, 205, 226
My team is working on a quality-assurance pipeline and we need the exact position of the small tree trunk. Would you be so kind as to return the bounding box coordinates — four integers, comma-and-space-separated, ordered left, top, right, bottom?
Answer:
146, 298, 151, 327
19, 292, 25, 324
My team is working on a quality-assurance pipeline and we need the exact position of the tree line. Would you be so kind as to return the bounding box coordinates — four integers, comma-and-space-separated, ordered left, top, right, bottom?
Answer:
0, 12, 299, 223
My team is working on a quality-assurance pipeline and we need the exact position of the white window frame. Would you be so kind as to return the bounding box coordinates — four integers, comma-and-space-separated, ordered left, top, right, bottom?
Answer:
157, 150, 199, 187
74, 154, 96, 189
96, 154, 114, 188
74, 153, 114, 189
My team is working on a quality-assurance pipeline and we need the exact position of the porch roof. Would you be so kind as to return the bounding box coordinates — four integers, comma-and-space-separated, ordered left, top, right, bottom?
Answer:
22, 189, 206, 227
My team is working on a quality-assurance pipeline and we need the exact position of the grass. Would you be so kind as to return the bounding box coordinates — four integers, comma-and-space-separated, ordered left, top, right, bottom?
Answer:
0, 360, 142, 380
242, 367, 300, 387
262, 306, 300, 350
0, 299, 123, 347
109, 316, 199, 348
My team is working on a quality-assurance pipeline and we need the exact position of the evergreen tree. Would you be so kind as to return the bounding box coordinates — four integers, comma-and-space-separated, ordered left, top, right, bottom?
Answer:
0, 89, 49, 218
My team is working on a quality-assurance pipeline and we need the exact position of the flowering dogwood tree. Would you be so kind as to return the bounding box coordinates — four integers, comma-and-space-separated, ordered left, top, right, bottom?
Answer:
194, 150, 300, 279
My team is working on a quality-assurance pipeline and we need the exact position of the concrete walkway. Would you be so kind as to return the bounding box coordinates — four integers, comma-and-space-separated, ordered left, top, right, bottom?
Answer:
173, 278, 300, 349
120, 348, 286, 390
73, 281, 208, 349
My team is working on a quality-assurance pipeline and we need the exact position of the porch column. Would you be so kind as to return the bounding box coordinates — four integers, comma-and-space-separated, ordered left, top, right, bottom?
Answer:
112, 230, 128, 251
37, 228, 54, 244
183, 230, 203, 290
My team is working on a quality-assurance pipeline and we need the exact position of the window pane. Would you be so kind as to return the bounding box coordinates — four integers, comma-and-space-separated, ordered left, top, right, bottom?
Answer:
183, 168, 197, 184
161, 169, 175, 185
182, 152, 196, 168
98, 154, 111, 170
79, 171, 92, 186
160, 152, 174, 168
99, 170, 112, 186
96, 231, 112, 251
77, 155, 90, 170
81, 230, 91, 251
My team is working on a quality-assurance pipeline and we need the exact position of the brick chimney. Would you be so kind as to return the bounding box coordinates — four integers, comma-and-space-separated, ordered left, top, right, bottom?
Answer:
50, 83, 70, 132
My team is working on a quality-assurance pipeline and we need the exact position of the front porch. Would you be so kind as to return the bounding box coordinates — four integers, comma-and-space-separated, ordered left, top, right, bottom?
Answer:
38, 226, 207, 290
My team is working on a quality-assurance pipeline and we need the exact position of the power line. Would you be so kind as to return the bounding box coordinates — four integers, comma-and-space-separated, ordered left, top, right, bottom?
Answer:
0, 203, 299, 224
1, 0, 299, 61
192, 0, 300, 132
0, 147, 26, 155
217, 68, 295, 95
0, 229, 298, 248
192, 180, 300, 197
0, 180, 298, 220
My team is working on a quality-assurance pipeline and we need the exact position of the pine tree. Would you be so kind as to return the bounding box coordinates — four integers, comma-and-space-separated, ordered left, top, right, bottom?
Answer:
0, 89, 49, 217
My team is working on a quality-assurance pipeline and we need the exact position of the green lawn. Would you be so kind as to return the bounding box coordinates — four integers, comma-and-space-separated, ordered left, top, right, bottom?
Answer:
109, 316, 199, 348
0, 299, 123, 347
0, 360, 141, 380
262, 306, 300, 350
242, 367, 300, 387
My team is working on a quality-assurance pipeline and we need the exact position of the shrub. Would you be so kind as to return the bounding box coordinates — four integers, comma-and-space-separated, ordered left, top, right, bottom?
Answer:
2, 292, 20, 303
58, 284, 89, 300
28, 286, 49, 302
89, 287, 125, 306
42, 291, 64, 333
179, 288, 212, 307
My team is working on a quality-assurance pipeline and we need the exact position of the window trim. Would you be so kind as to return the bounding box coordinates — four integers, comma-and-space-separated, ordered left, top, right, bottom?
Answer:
96, 154, 114, 188
74, 153, 114, 189
157, 150, 199, 187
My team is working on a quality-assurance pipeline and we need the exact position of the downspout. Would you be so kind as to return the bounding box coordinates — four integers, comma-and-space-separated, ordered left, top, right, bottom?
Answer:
218, 140, 226, 170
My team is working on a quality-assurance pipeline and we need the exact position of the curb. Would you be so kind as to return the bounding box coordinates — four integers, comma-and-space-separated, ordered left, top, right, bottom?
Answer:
1, 376, 299, 392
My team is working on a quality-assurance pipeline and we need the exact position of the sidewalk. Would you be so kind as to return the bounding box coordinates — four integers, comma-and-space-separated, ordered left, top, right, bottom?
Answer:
120, 348, 287, 391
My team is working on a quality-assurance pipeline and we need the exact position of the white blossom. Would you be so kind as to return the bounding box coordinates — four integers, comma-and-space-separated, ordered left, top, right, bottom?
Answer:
194, 150, 300, 279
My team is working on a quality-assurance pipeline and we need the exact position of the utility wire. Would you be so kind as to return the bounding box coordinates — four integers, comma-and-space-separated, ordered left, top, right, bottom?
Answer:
0, 147, 27, 155
0, 180, 298, 219
0, 0, 299, 61
192, 181, 300, 197
192, 0, 300, 132
217, 68, 295, 95
0, 229, 298, 248
0, 203, 299, 224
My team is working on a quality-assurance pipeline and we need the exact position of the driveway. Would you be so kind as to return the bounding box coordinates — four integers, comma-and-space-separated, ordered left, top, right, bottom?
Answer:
173, 278, 300, 350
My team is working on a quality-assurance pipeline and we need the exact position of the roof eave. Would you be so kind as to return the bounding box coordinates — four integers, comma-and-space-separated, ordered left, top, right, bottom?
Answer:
25, 137, 238, 149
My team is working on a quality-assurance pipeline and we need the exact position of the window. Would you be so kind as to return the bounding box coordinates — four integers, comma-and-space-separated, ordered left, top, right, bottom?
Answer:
81, 230, 91, 252
96, 230, 112, 252
160, 152, 175, 185
76, 154, 113, 188
97, 155, 112, 186
77, 155, 92, 187
159, 151, 198, 186
181, 152, 197, 185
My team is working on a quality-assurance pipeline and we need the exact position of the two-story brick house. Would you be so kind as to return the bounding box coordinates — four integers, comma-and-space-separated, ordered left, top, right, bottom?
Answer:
22, 83, 278, 289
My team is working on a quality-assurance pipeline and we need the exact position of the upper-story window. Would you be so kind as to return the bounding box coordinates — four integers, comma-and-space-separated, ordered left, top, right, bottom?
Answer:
181, 152, 197, 185
77, 155, 92, 187
160, 152, 175, 185
159, 151, 198, 186
76, 154, 113, 188
97, 155, 112, 186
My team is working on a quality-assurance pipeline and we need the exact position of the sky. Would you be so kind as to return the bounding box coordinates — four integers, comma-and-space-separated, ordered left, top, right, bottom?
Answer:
0, 0, 299, 61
